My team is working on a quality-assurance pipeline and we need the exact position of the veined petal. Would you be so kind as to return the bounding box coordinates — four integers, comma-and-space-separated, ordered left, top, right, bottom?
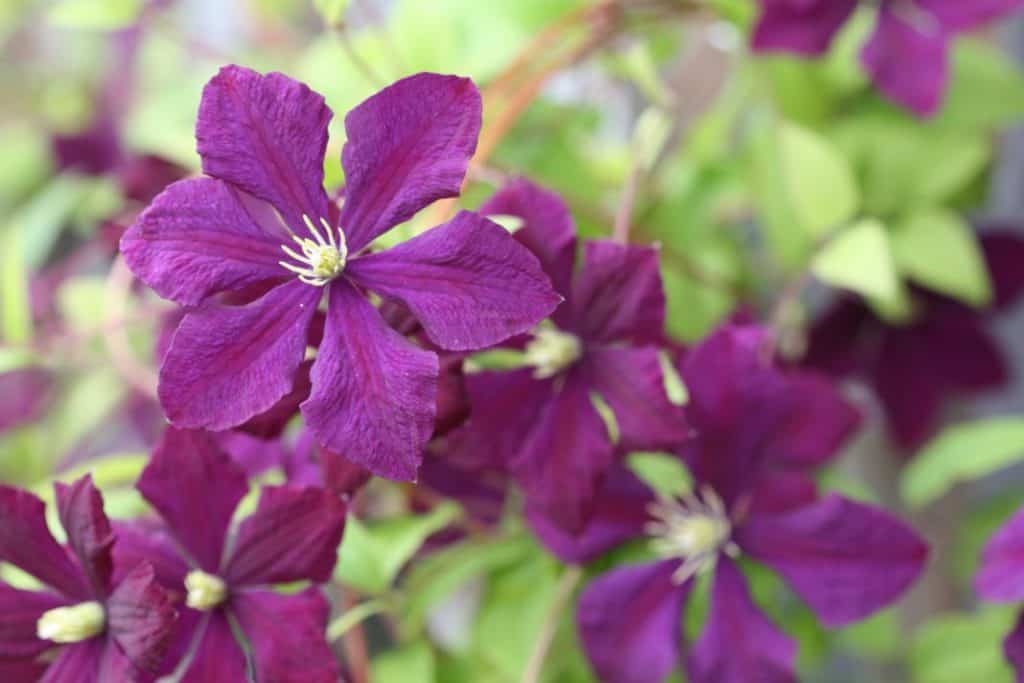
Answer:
751, 0, 857, 55
196, 65, 332, 235
224, 485, 346, 586
111, 522, 190, 590
347, 211, 560, 351
737, 494, 928, 627
137, 428, 248, 572
339, 73, 481, 252
55, 476, 114, 599
39, 639, 105, 683
231, 588, 340, 683
976, 505, 1024, 603
121, 178, 291, 306
764, 372, 861, 468
180, 612, 248, 683
686, 557, 797, 683
0, 584, 66, 659
159, 281, 320, 431
106, 563, 177, 674
577, 560, 687, 683
302, 280, 437, 481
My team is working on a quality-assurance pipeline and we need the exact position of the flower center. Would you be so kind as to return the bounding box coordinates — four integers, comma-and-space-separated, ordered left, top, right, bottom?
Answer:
524, 327, 581, 379
279, 214, 348, 286
185, 570, 228, 611
646, 485, 738, 585
37, 601, 105, 643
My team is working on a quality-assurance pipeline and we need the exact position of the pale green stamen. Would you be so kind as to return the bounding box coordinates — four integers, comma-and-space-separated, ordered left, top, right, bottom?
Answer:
279, 215, 348, 286
646, 485, 738, 585
37, 601, 105, 643
184, 570, 228, 611
524, 327, 581, 379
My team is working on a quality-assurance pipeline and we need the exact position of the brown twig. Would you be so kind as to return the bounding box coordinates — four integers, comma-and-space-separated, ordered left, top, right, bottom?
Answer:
518, 565, 583, 683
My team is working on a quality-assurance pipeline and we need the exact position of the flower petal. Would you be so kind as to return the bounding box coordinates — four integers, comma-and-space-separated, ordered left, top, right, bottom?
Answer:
180, 612, 248, 683
751, 0, 857, 55
577, 560, 686, 683
861, 6, 950, 117
982, 231, 1024, 310
111, 522, 190, 589
764, 371, 861, 468
224, 485, 346, 586
215, 430, 291, 479
106, 563, 177, 674
0, 659, 46, 682
137, 428, 248, 572
196, 65, 332, 235
571, 241, 665, 345
39, 639, 105, 683
121, 178, 291, 306
0, 367, 56, 436
917, 0, 1024, 32
302, 280, 437, 481
976, 505, 1024, 603
231, 588, 340, 683
479, 177, 577, 296
738, 494, 928, 627
584, 346, 688, 451
0, 584, 66, 659
1004, 610, 1024, 682
54, 476, 114, 599
339, 73, 481, 252
0, 486, 87, 599
159, 281, 320, 431
686, 557, 797, 683
348, 210, 559, 350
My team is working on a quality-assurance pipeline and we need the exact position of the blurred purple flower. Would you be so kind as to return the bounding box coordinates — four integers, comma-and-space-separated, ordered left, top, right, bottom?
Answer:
976, 505, 1024, 678
115, 427, 346, 682
0, 367, 57, 436
752, 0, 1024, 115
574, 325, 928, 683
121, 66, 559, 481
0, 476, 175, 681
804, 232, 1024, 452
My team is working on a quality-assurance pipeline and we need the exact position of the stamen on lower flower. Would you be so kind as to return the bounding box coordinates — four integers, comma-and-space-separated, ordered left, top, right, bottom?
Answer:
646, 485, 738, 585
279, 214, 348, 286
524, 327, 582, 379
185, 570, 228, 611
37, 601, 105, 643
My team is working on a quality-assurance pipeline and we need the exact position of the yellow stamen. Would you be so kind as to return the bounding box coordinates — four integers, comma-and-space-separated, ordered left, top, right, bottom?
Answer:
184, 570, 228, 611
37, 601, 105, 643
524, 327, 581, 379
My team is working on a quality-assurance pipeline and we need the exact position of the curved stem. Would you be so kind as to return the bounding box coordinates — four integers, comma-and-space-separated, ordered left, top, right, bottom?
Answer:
518, 565, 583, 683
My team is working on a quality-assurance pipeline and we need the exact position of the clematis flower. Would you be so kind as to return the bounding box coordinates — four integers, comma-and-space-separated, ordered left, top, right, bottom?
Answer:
113, 427, 346, 681
0, 476, 175, 681
448, 178, 687, 533
121, 66, 559, 481
976, 504, 1024, 679
575, 324, 928, 683
751, 0, 1024, 115
804, 231, 1024, 452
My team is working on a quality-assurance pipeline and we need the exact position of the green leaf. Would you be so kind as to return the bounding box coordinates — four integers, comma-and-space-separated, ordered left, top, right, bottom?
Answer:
891, 209, 991, 307
1, 226, 30, 344
812, 218, 899, 301
335, 503, 462, 594
48, 0, 143, 30
909, 607, 1017, 683
902, 418, 1024, 508
626, 452, 691, 499
371, 642, 435, 683
777, 122, 859, 238
936, 40, 1024, 131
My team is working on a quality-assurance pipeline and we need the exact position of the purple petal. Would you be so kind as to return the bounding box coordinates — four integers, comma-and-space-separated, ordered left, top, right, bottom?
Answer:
738, 494, 928, 627
348, 210, 560, 350
981, 232, 1024, 310
861, 6, 950, 117
302, 280, 437, 481
0, 367, 56, 435
976, 505, 1024, 602
339, 73, 481, 252
751, 0, 857, 55
686, 557, 797, 683
180, 613, 248, 683
231, 588, 340, 683
106, 563, 177, 674
924, 318, 1008, 393
111, 522, 190, 589
803, 297, 872, 378
117, 153, 188, 204
584, 346, 688, 451
747, 472, 818, 517
577, 560, 687, 683
917, 0, 1024, 32
196, 65, 332, 235
1004, 611, 1024, 682
121, 178, 291, 307
39, 639, 104, 683
320, 449, 372, 498
239, 360, 314, 439
571, 241, 665, 345
0, 659, 46, 682
137, 428, 248, 572
215, 430, 291, 479
159, 281, 320, 431
0, 486, 88, 599
54, 476, 114, 600
479, 178, 577, 296
764, 372, 861, 468
515, 371, 616, 534
0, 585, 66, 659
52, 114, 120, 175
224, 485, 346, 586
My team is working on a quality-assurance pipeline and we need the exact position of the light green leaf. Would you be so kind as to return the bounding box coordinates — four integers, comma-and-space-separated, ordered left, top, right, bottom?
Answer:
49, 0, 143, 30
335, 503, 462, 594
626, 452, 691, 499
892, 209, 991, 307
371, 642, 435, 683
902, 418, 1024, 508
812, 218, 899, 301
936, 40, 1024, 131
909, 607, 1017, 683
1, 226, 30, 344
777, 122, 859, 237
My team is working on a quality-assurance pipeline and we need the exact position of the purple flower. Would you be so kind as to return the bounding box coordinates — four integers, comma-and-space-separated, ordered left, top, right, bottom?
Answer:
804, 232, 1024, 452
976, 505, 1024, 678
449, 179, 687, 533
0, 367, 56, 436
0, 476, 176, 681
752, 0, 1024, 116
121, 66, 559, 481
114, 427, 346, 682
573, 324, 928, 683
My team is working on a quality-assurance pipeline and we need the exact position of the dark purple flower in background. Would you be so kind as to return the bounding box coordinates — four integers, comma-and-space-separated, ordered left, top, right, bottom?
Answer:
448, 178, 687, 533
0, 367, 57, 437
752, 0, 1024, 115
114, 427, 346, 682
0, 476, 175, 681
976, 505, 1024, 679
804, 232, 1024, 453
122, 66, 559, 481
574, 325, 928, 683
